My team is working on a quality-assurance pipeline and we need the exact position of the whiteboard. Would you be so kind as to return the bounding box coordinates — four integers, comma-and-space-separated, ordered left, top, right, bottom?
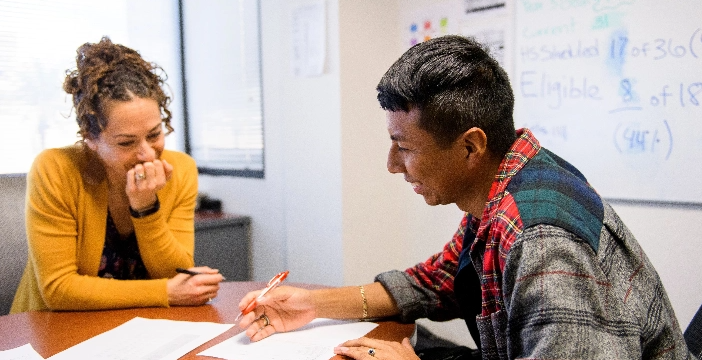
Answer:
513, 0, 702, 204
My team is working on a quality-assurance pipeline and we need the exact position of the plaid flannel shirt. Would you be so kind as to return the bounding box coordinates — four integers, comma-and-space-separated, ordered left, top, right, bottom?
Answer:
376, 129, 695, 359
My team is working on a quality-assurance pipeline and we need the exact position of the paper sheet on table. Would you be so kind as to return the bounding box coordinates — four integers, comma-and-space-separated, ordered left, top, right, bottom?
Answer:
47, 317, 233, 360
198, 318, 378, 360
0, 344, 44, 360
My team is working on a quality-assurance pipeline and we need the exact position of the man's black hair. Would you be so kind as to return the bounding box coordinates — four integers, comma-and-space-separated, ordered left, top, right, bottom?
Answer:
377, 35, 516, 155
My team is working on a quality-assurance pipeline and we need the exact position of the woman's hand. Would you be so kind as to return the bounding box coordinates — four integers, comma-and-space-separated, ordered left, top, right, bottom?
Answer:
334, 337, 419, 360
166, 266, 224, 306
238, 285, 317, 342
126, 158, 174, 211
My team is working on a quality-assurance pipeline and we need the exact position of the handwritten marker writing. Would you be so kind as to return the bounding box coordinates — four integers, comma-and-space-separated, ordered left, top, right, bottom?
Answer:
235, 270, 289, 323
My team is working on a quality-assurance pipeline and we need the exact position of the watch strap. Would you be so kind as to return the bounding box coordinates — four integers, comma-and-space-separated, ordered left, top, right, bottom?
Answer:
129, 197, 160, 218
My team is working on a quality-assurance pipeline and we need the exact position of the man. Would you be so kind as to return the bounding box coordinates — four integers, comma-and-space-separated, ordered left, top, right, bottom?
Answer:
238, 35, 695, 359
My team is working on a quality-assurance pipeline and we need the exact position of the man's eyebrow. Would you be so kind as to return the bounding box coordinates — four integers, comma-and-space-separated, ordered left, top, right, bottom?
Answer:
390, 134, 405, 141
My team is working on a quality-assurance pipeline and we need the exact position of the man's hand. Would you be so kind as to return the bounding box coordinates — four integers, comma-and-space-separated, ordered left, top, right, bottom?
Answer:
238, 285, 317, 342
334, 337, 419, 360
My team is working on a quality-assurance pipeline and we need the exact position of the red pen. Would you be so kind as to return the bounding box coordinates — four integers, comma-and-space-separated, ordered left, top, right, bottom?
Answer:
235, 270, 289, 322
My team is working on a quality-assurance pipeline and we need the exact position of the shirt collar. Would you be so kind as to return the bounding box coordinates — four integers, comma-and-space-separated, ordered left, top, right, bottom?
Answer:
463, 129, 541, 236
485, 128, 540, 205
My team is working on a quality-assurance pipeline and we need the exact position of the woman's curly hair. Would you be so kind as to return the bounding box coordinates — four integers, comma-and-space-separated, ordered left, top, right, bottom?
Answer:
63, 37, 174, 140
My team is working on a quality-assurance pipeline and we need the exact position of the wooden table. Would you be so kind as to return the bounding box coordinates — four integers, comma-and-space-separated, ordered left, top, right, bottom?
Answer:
0, 282, 415, 359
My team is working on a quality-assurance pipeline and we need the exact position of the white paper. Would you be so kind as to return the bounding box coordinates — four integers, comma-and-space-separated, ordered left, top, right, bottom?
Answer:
463, 0, 507, 17
0, 344, 44, 360
461, 18, 509, 69
47, 317, 233, 360
291, 1, 326, 77
198, 318, 378, 360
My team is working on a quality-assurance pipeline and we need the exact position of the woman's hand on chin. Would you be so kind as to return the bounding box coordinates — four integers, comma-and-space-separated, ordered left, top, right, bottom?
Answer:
126, 159, 173, 210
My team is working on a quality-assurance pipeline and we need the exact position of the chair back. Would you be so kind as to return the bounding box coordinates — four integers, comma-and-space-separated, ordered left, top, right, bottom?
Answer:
686, 304, 702, 358
0, 173, 28, 315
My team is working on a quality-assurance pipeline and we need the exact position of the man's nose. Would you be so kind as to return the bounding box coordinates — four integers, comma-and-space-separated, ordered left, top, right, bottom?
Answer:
387, 149, 403, 174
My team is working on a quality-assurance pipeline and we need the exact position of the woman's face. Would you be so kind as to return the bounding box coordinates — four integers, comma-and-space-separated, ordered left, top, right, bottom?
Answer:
86, 97, 165, 181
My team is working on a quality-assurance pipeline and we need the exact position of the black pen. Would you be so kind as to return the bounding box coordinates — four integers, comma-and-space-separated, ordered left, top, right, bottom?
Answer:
176, 267, 226, 280
176, 267, 203, 276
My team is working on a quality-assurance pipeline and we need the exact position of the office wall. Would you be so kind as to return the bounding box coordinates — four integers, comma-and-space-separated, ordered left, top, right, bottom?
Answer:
611, 204, 702, 331
198, 0, 702, 343
198, 0, 344, 286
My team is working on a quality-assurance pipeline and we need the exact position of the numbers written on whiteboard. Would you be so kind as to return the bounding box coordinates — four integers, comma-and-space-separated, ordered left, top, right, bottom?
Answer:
612, 79, 702, 112
649, 82, 702, 107
610, 28, 702, 60
613, 120, 673, 160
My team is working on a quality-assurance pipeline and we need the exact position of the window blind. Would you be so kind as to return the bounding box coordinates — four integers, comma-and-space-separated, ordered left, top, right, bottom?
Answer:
181, 0, 264, 178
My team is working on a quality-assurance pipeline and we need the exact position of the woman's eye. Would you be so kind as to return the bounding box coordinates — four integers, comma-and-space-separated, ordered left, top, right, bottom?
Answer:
118, 142, 135, 148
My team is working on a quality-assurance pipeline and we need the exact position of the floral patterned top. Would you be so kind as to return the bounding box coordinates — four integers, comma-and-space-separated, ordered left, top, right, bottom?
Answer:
98, 212, 148, 280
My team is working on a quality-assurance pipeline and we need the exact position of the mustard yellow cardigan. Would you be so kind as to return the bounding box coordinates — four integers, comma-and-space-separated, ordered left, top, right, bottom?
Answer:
11, 146, 198, 313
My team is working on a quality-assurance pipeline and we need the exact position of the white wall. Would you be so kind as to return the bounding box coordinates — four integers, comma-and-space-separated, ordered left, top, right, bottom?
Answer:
198, 0, 702, 346
198, 0, 344, 286
611, 204, 702, 331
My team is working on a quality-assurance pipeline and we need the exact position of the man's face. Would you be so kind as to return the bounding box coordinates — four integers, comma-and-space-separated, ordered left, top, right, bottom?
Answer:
386, 108, 472, 206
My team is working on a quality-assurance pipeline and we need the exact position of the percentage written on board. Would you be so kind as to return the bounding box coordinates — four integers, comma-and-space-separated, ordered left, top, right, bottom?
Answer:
613, 120, 673, 160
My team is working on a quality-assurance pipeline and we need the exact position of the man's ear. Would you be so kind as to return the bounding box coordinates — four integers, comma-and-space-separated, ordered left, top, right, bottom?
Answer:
460, 127, 488, 158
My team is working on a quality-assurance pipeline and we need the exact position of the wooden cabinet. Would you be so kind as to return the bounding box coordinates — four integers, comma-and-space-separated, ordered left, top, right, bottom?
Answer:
194, 213, 251, 281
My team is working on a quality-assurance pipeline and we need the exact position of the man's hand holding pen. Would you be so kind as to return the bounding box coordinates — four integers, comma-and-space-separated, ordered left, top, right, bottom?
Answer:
237, 284, 318, 342
236, 271, 325, 342
167, 266, 224, 306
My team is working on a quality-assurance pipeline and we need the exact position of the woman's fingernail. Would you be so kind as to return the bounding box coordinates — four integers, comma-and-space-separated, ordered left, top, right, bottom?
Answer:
334, 346, 349, 353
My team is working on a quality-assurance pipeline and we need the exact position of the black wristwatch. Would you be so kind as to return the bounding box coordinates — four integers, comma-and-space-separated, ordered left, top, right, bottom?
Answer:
129, 197, 160, 218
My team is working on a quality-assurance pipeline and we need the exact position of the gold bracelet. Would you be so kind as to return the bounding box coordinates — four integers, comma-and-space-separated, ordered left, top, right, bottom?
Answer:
359, 285, 368, 319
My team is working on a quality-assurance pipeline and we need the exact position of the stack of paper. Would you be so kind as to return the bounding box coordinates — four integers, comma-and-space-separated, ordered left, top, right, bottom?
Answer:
46, 317, 233, 360
199, 318, 378, 360
0, 344, 44, 360
1, 317, 377, 360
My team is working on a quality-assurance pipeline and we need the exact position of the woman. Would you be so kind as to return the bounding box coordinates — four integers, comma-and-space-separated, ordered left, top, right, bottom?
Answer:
10, 37, 223, 313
